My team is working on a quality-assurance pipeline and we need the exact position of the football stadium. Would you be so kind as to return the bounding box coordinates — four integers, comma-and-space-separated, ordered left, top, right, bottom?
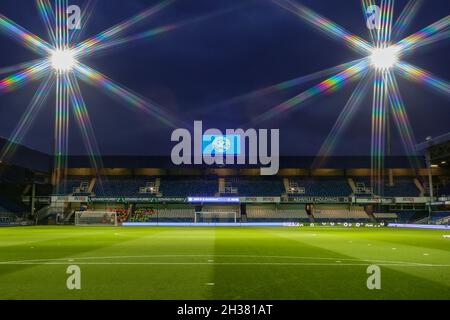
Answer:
0, 138, 449, 300
0, 0, 449, 307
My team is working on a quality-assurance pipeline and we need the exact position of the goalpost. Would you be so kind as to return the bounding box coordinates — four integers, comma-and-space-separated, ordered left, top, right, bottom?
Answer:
74, 211, 118, 226
196, 211, 238, 224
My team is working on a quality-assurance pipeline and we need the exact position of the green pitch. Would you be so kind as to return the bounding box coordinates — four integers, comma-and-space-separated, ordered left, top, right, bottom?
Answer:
0, 226, 449, 300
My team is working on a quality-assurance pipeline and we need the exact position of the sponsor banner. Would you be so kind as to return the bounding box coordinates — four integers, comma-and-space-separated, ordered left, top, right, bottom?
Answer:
286, 197, 349, 203
51, 196, 89, 203
90, 197, 185, 203
388, 223, 450, 230
394, 197, 429, 204
307, 222, 386, 228
240, 197, 281, 203
187, 197, 240, 203
22, 196, 51, 204
354, 197, 393, 204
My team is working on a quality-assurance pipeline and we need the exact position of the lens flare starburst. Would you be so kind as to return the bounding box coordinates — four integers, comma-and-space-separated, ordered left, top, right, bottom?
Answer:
240, 0, 449, 195
0, 0, 188, 193
50, 49, 76, 72
370, 46, 399, 70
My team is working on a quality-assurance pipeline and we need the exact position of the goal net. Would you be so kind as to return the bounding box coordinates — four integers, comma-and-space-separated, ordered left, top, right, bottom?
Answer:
196, 211, 239, 223
74, 211, 118, 226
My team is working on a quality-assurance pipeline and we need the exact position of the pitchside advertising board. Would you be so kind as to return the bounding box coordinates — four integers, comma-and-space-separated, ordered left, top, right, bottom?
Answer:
394, 197, 429, 204
353, 197, 430, 204
187, 197, 282, 203
51, 195, 89, 203
287, 197, 349, 203
50, 196, 434, 204
89, 197, 185, 203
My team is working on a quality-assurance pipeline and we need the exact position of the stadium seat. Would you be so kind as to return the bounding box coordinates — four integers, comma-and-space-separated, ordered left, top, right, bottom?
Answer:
223, 177, 285, 197
93, 176, 157, 198
287, 177, 352, 197
159, 176, 218, 197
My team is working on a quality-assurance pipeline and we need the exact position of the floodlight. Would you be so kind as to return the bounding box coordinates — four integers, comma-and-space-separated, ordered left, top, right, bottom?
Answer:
51, 49, 76, 72
370, 46, 399, 70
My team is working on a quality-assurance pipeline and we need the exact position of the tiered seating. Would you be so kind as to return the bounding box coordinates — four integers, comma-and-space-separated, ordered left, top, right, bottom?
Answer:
159, 176, 217, 197
353, 178, 373, 195
313, 206, 368, 221
94, 176, 156, 198
287, 177, 352, 197
395, 211, 418, 223
224, 177, 284, 196
382, 178, 420, 197
430, 212, 450, 224
373, 212, 398, 220
353, 177, 420, 197
246, 205, 308, 221
59, 176, 91, 195
202, 205, 239, 212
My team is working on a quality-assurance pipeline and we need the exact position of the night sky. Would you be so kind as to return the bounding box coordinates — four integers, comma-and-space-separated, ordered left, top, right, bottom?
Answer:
0, 0, 449, 156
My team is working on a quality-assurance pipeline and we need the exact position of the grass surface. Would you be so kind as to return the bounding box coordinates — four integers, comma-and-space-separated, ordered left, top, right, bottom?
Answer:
0, 226, 449, 300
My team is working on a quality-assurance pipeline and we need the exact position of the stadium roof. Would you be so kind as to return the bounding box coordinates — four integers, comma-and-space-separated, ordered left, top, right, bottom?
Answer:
0, 136, 428, 172
416, 132, 450, 151
0, 137, 51, 173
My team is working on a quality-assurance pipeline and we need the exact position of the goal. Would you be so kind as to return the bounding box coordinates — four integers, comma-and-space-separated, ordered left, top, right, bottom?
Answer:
196, 211, 239, 223
74, 211, 118, 226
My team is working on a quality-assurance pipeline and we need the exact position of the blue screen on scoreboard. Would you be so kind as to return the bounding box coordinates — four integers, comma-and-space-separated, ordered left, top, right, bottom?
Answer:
202, 134, 241, 155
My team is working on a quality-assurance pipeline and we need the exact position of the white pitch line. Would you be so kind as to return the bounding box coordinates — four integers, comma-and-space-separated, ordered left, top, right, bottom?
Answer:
0, 262, 449, 267
0, 254, 432, 267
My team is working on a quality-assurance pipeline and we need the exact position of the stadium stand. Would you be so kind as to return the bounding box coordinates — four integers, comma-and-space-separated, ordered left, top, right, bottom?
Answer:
395, 211, 423, 223
430, 211, 450, 224
352, 177, 420, 197
352, 178, 373, 195
246, 205, 308, 222
60, 176, 91, 195
373, 212, 398, 220
313, 205, 369, 221
382, 178, 421, 197
93, 176, 158, 197
287, 177, 352, 197
222, 177, 285, 196
159, 176, 217, 197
